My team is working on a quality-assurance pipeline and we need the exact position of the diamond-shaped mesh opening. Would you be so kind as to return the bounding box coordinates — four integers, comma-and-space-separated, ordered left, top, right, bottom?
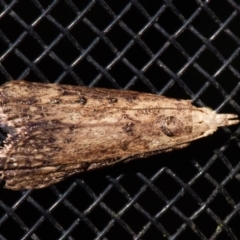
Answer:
0, 0, 240, 239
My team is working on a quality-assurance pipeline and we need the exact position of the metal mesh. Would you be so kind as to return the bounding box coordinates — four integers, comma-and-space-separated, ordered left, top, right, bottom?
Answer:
0, 0, 240, 239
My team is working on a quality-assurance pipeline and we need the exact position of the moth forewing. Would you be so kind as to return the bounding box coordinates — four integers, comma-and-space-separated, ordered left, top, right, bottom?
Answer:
0, 81, 238, 190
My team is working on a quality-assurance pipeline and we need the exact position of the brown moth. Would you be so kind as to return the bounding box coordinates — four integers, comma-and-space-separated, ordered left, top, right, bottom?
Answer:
0, 81, 238, 190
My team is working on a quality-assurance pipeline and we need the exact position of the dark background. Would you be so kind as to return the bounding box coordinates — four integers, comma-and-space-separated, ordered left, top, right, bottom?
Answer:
0, 0, 240, 239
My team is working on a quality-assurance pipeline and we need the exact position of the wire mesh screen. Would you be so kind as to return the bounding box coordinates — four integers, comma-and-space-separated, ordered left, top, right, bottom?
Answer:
0, 0, 240, 239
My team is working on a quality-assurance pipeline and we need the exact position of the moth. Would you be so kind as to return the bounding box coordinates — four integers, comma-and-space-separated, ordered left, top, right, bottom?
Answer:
0, 81, 238, 190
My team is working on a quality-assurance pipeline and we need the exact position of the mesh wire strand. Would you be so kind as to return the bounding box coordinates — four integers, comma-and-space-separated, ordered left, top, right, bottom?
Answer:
0, 0, 240, 239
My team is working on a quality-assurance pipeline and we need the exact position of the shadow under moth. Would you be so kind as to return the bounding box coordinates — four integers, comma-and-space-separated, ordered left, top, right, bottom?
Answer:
0, 81, 238, 190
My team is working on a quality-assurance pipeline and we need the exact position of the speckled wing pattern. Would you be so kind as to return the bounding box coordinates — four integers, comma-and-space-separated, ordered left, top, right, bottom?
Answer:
0, 81, 238, 190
